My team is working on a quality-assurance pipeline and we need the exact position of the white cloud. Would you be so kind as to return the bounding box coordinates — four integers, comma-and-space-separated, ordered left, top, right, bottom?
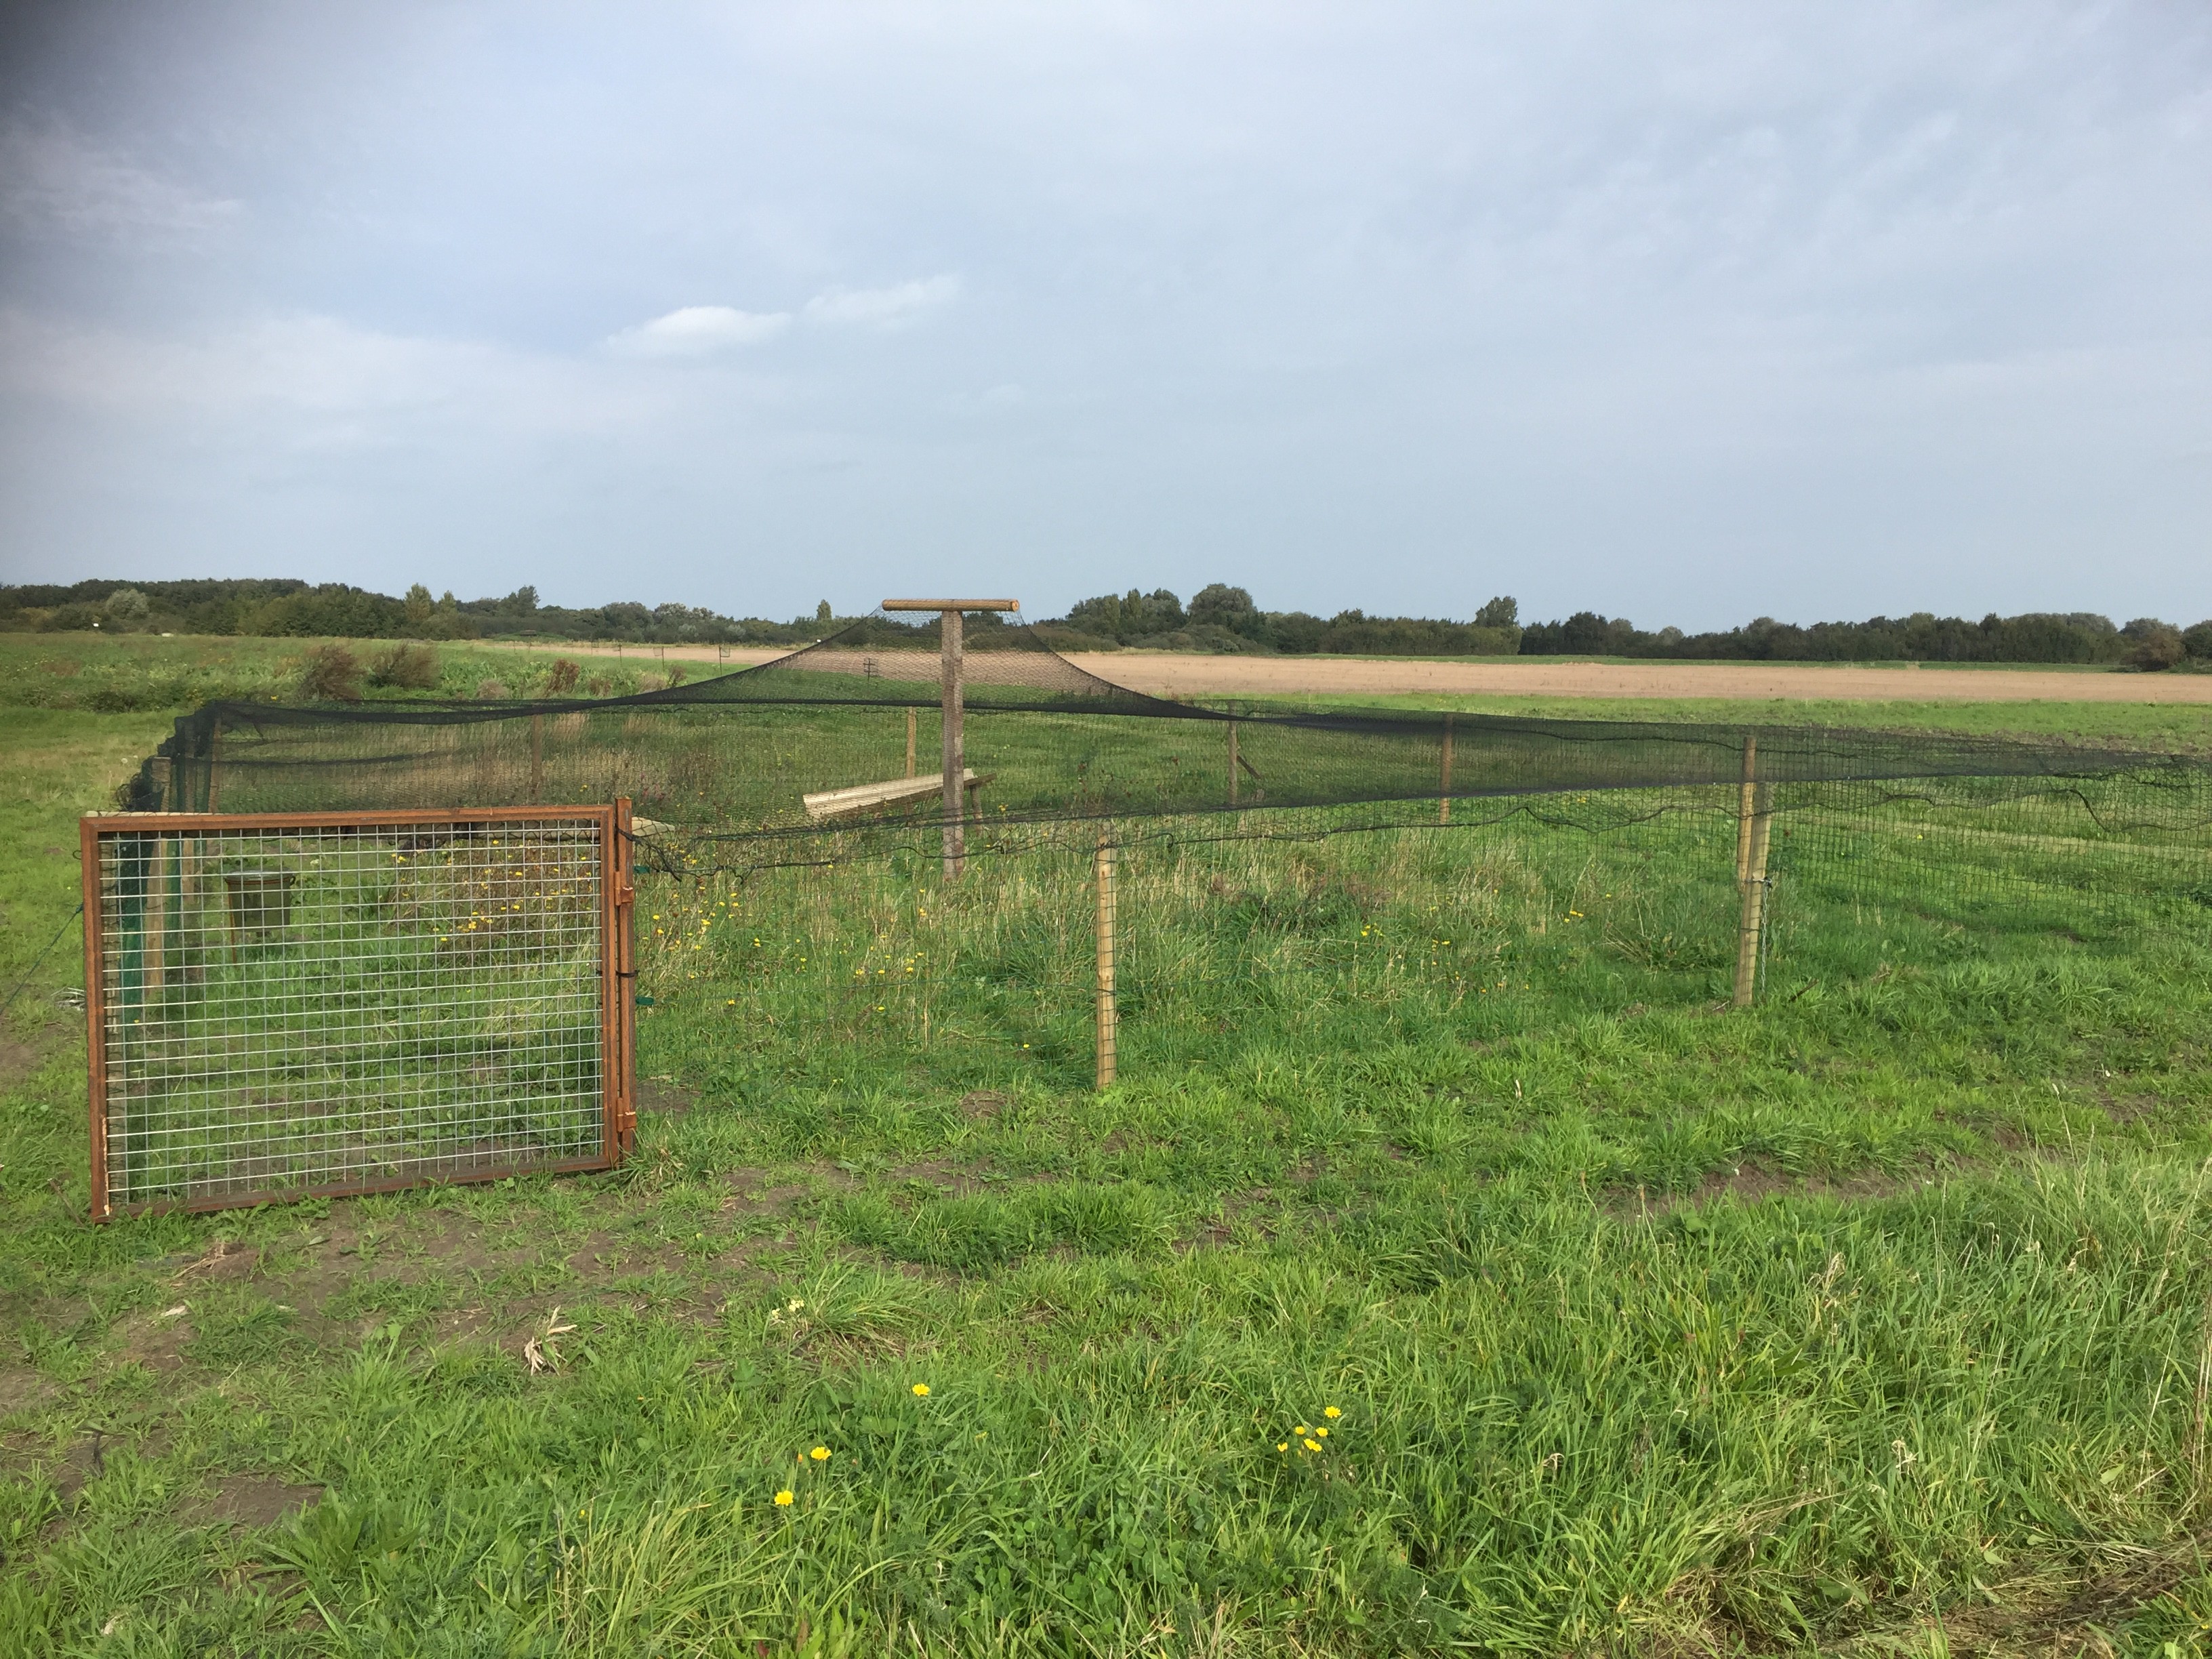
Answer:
802, 275, 961, 329
605, 304, 792, 357
0, 122, 241, 243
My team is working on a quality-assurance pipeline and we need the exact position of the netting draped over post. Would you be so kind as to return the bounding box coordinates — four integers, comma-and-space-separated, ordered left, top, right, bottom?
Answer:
123, 610, 2212, 844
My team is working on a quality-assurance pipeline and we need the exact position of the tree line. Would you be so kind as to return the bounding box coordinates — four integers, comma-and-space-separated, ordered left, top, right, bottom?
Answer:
6, 575, 2209, 668
0, 579, 827, 646
1042, 586, 2212, 669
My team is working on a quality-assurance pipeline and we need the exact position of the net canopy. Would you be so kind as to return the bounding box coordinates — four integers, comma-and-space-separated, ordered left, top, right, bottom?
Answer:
121, 609, 2212, 863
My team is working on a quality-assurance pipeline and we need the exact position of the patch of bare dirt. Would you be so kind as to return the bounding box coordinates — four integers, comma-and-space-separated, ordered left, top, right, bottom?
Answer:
0, 1035, 56, 1089
721, 1168, 819, 1213
889, 1158, 990, 1195
1612, 1160, 1940, 1221
0, 1366, 58, 1419
960, 1090, 1008, 1121
112, 1305, 194, 1372
167, 1238, 262, 1286
184, 1473, 323, 1530
638, 1077, 697, 1118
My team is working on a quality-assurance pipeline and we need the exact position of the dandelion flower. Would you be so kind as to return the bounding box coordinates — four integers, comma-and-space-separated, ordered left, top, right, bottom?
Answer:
1294, 1425, 1309, 1436
1277, 1442, 1288, 1452
810, 1446, 830, 1461
912, 1383, 930, 1397
774, 1489, 794, 1506
1303, 1438, 1322, 1453
1315, 1428, 1328, 1438
1324, 1406, 1341, 1419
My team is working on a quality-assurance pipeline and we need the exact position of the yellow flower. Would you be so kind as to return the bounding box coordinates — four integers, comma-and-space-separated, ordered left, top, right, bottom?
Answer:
810, 1446, 830, 1461
1276, 1442, 1288, 1452
1294, 1425, 1308, 1435
1303, 1438, 1322, 1453
1324, 1406, 1341, 1419
912, 1383, 930, 1397
773, 1490, 794, 1506
1315, 1428, 1328, 1438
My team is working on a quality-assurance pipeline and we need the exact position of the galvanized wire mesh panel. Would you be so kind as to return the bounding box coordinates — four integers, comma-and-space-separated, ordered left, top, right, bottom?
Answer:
82, 806, 634, 1219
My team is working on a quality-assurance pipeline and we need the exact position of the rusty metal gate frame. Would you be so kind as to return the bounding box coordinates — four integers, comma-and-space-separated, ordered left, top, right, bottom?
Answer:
82, 801, 636, 1221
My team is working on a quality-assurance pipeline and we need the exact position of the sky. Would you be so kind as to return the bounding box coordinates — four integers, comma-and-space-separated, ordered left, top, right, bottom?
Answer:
0, 1, 2208, 630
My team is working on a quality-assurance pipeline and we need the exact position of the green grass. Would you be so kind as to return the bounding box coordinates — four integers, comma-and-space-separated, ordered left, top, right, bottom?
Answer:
1303, 692, 2212, 754
2, 674, 2211, 1654
0, 633, 679, 714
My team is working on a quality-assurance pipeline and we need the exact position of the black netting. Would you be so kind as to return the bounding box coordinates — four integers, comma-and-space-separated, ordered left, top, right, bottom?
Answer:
108, 606, 2212, 1041
124, 609, 2210, 835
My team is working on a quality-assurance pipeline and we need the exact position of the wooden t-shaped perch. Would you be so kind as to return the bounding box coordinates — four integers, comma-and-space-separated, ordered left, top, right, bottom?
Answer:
881, 599, 1019, 878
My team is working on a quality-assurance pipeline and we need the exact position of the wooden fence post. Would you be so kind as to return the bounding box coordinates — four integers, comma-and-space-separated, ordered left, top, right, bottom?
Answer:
530, 715, 545, 805
1095, 833, 1118, 1089
1227, 722, 1240, 806
1440, 714, 1454, 825
905, 708, 918, 778
1733, 735, 1772, 1008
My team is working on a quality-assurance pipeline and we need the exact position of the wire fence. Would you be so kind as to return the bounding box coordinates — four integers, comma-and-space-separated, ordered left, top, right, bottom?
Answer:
83, 806, 634, 1219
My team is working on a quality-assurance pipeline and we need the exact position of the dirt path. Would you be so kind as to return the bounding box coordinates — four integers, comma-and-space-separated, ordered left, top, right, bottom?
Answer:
485, 640, 2212, 703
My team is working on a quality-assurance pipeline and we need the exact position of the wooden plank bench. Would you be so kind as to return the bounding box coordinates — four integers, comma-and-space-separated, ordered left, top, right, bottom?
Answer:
802, 770, 994, 824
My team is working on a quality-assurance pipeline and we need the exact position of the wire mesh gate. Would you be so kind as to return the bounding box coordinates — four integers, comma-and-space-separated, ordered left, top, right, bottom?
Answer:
81, 804, 636, 1221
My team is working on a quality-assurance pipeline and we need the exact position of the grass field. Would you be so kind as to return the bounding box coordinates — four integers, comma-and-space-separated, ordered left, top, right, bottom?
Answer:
0, 633, 683, 714
2, 641, 2211, 1654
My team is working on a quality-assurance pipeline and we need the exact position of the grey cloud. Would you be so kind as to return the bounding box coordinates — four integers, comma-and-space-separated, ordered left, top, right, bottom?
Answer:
0, 121, 241, 243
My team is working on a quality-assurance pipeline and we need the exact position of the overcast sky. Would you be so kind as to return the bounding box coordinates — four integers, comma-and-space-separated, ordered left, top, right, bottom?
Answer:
1, 2, 2208, 629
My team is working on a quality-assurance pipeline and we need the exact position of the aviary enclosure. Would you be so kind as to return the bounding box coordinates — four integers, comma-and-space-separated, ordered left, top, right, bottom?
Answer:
89, 605, 2212, 1215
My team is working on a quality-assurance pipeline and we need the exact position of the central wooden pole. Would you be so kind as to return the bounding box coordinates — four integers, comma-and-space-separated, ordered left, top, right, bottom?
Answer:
941, 607, 965, 880
1227, 723, 1240, 806
882, 598, 1018, 880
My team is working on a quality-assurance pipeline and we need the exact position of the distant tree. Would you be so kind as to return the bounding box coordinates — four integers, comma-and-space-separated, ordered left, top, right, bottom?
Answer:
1063, 588, 1187, 642
1188, 584, 1257, 629
2183, 621, 2212, 661
1263, 611, 1328, 653
817, 600, 833, 625
101, 587, 151, 624
403, 583, 434, 630
2122, 618, 2186, 672
1474, 595, 1517, 629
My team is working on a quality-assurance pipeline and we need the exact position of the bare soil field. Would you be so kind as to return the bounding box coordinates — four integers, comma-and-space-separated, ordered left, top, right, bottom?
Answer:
497, 640, 2212, 703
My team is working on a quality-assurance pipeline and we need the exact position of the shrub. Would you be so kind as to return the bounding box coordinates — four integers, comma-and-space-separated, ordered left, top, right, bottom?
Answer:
664, 662, 687, 688
2183, 621, 2212, 661
297, 644, 363, 701
2122, 619, 2186, 672
476, 679, 510, 699
586, 676, 611, 696
367, 643, 441, 690
543, 658, 580, 695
